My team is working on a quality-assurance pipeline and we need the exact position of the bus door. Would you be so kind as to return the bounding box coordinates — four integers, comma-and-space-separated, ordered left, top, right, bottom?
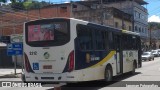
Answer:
114, 34, 123, 74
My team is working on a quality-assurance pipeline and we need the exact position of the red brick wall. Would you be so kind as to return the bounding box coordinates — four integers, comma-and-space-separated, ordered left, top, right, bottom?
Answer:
0, 5, 71, 36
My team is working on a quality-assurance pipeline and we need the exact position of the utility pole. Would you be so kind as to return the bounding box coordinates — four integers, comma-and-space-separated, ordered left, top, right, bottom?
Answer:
149, 25, 155, 50
70, 0, 73, 18
149, 27, 152, 50
13, 16, 17, 75
100, 0, 103, 25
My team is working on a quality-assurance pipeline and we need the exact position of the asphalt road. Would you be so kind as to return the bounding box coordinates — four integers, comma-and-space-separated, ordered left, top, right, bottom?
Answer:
60, 57, 160, 90
0, 57, 160, 90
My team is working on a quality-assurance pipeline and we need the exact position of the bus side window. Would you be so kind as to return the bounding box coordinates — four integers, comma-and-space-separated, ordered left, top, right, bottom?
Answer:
122, 35, 127, 50
113, 34, 120, 51
132, 36, 137, 49
76, 24, 93, 50
95, 30, 105, 50
108, 32, 114, 50
103, 31, 109, 50
102, 31, 109, 50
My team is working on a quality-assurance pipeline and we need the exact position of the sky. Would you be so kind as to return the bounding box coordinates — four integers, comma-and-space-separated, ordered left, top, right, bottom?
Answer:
145, 0, 160, 22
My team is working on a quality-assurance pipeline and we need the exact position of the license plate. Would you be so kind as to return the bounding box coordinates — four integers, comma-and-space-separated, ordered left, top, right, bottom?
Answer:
43, 65, 52, 69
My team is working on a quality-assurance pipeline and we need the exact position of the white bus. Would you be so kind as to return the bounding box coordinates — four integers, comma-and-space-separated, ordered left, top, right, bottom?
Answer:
22, 18, 141, 84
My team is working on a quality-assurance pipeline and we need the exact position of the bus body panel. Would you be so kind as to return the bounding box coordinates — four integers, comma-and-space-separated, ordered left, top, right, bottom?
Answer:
24, 43, 74, 74
123, 50, 138, 73
24, 51, 117, 82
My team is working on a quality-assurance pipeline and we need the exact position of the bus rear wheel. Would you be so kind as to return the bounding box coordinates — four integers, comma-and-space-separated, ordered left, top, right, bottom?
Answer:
104, 66, 113, 81
130, 62, 136, 75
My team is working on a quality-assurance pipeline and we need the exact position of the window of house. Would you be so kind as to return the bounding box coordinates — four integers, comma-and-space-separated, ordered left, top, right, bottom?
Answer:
139, 13, 141, 18
129, 26, 132, 31
72, 4, 77, 8
139, 27, 141, 32
142, 28, 144, 33
60, 6, 67, 13
141, 15, 144, 20
115, 22, 118, 28
136, 11, 139, 18
135, 26, 137, 31
134, 11, 137, 17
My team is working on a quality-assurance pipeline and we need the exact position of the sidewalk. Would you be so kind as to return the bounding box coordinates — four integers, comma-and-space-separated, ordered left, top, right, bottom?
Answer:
0, 69, 22, 78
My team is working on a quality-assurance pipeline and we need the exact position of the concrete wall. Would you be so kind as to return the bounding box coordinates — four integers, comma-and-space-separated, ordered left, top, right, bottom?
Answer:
106, 1, 148, 37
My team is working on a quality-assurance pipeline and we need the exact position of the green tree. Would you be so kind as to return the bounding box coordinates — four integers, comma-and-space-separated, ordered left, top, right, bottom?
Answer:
148, 22, 160, 30
23, 1, 32, 9
9, 0, 52, 10
11, 2, 25, 10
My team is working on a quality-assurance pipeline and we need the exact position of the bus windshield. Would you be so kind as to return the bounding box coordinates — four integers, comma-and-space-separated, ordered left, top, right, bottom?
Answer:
26, 21, 70, 47
28, 22, 68, 42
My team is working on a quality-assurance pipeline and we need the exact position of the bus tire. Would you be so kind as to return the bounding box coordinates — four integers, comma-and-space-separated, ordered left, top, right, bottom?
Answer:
131, 62, 136, 75
21, 73, 26, 83
104, 65, 113, 82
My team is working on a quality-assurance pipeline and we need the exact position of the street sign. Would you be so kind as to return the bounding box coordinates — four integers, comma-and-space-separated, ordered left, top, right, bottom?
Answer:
7, 43, 23, 56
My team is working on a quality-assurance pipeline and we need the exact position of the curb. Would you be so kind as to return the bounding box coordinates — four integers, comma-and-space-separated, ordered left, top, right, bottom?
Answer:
0, 73, 21, 78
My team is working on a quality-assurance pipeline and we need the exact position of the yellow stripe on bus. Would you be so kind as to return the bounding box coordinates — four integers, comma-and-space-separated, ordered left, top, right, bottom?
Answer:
89, 51, 116, 68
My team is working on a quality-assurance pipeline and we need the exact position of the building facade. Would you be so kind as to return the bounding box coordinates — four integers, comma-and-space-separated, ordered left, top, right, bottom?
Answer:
103, 0, 148, 38
72, 6, 132, 31
0, 0, 148, 37
0, 2, 133, 36
82, 0, 148, 38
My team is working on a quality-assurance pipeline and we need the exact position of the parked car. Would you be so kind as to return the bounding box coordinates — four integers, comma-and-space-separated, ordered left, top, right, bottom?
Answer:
141, 52, 154, 61
156, 49, 160, 54
152, 50, 160, 57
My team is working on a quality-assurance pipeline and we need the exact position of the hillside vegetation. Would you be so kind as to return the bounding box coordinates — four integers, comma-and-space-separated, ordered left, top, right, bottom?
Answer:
148, 22, 160, 30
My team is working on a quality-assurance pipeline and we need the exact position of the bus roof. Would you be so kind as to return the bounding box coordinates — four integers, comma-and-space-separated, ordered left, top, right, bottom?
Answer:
87, 23, 121, 33
122, 30, 140, 36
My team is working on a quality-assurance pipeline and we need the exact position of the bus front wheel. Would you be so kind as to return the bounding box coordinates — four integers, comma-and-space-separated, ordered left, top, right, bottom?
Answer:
104, 66, 113, 81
